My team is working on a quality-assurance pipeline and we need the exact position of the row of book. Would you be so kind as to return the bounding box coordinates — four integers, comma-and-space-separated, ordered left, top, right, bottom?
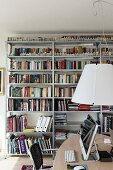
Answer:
10, 60, 52, 70
8, 135, 52, 155
9, 47, 113, 58
54, 99, 73, 111
9, 74, 52, 83
11, 45, 113, 58
54, 47, 99, 56
55, 47, 113, 56
55, 113, 67, 125
8, 115, 27, 132
8, 99, 52, 111
102, 115, 113, 133
36, 116, 52, 132
10, 86, 52, 97
54, 73, 81, 84
54, 87, 75, 97
54, 99, 110, 112
10, 47, 52, 56
54, 60, 90, 70
101, 48, 113, 56
7, 35, 113, 42
9, 73, 80, 84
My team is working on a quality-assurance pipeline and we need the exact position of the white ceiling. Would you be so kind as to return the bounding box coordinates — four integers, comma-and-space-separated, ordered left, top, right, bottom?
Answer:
0, 0, 113, 34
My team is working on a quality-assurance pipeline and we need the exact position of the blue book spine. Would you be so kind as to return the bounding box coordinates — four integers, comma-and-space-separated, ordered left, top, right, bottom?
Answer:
19, 138, 27, 154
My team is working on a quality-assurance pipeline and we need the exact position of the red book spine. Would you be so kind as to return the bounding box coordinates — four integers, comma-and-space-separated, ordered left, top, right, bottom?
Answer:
9, 116, 13, 132
61, 60, 66, 69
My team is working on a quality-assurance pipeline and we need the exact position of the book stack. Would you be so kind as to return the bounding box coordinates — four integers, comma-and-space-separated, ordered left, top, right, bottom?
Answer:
55, 132, 67, 140
67, 101, 79, 111
55, 113, 67, 125
36, 116, 52, 132
90, 105, 100, 111
79, 104, 90, 111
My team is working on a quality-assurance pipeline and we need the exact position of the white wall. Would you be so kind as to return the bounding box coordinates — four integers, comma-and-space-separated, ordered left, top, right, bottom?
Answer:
0, 33, 17, 153
0, 34, 7, 153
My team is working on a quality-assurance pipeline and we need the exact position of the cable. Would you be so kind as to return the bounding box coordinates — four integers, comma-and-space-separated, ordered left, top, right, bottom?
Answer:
93, 0, 113, 7
92, 0, 113, 62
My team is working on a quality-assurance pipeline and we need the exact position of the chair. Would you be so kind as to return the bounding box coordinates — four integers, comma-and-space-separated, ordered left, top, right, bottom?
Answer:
29, 143, 53, 170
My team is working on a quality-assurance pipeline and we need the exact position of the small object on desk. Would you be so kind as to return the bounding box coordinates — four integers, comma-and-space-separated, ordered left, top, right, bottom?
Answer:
65, 150, 76, 162
104, 138, 111, 144
67, 163, 88, 170
74, 165, 85, 170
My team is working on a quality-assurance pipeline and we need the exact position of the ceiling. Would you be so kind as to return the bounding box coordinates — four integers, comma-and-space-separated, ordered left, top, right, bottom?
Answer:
0, 0, 113, 34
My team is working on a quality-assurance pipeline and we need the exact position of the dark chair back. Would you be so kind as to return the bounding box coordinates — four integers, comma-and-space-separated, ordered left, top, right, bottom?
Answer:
30, 143, 43, 170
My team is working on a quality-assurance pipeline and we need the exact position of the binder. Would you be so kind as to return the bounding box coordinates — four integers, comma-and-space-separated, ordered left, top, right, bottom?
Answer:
39, 116, 47, 132
42, 116, 51, 132
36, 116, 43, 132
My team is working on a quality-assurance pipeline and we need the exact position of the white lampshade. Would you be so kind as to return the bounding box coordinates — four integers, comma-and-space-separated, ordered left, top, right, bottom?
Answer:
72, 64, 113, 105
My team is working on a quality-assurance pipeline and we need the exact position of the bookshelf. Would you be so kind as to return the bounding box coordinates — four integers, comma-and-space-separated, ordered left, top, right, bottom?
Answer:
6, 40, 54, 156
6, 34, 113, 155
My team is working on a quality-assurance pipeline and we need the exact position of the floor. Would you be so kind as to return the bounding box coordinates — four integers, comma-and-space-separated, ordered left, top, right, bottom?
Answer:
0, 155, 53, 170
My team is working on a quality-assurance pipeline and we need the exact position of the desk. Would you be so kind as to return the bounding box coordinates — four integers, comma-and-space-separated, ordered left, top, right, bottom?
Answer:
53, 134, 113, 170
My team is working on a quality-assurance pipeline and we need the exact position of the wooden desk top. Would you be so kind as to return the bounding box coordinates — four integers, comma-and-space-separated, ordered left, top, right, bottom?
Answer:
53, 134, 113, 170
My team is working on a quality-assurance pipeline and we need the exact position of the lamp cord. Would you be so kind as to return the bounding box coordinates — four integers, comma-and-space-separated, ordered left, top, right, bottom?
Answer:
92, 0, 113, 62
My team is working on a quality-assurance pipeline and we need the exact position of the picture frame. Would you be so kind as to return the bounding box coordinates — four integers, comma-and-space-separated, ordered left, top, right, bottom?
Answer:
0, 68, 5, 95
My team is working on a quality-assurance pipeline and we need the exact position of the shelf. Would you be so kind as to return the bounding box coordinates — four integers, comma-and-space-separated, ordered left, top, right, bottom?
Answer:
9, 83, 53, 87
54, 40, 100, 44
8, 69, 52, 72
55, 138, 66, 141
54, 55, 100, 60
7, 40, 53, 45
54, 111, 100, 113
8, 154, 28, 156
8, 97, 53, 99
7, 111, 54, 114
54, 69, 83, 72
54, 97, 72, 99
54, 83, 77, 86
7, 153, 52, 156
102, 110, 113, 114
7, 131, 52, 136
8, 55, 52, 59
55, 121, 82, 127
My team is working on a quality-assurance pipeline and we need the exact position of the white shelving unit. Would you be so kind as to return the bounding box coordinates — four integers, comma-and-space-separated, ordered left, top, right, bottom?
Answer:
6, 34, 113, 155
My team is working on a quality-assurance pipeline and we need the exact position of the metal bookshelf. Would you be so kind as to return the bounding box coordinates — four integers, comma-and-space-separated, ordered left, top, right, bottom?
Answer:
6, 34, 113, 156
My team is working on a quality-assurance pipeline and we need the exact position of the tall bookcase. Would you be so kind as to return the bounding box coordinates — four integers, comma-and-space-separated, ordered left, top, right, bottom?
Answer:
6, 34, 113, 156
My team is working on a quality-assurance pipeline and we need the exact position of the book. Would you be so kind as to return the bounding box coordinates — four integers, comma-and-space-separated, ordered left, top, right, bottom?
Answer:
18, 135, 27, 154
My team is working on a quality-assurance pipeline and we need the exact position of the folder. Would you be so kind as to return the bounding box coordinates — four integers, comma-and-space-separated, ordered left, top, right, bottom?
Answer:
36, 116, 43, 132
42, 116, 51, 132
39, 116, 47, 132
